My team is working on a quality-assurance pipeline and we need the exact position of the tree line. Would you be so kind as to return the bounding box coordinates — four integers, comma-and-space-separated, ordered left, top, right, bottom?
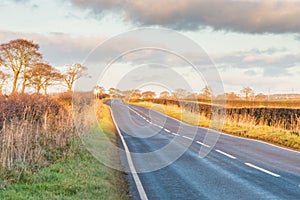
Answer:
94, 86, 266, 101
0, 39, 88, 95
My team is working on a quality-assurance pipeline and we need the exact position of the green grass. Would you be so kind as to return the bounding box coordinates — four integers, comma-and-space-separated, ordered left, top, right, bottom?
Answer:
134, 102, 300, 151
0, 149, 129, 200
0, 101, 130, 200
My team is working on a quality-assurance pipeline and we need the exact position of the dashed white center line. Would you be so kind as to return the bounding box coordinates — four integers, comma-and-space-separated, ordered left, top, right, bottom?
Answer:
245, 163, 281, 177
129, 106, 288, 183
215, 149, 237, 159
164, 129, 171, 133
196, 141, 210, 148
182, 135, 193, 141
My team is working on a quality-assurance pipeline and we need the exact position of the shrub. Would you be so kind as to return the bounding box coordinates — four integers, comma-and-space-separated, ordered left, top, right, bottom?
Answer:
0, 94, 77, 182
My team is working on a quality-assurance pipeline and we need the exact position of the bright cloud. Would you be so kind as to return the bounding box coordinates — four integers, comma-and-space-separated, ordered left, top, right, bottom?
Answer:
70, 0, 300, 33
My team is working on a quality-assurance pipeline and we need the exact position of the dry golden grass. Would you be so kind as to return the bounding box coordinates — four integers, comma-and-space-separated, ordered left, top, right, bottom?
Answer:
0, 94, 77, 182
134, 102, 300, 151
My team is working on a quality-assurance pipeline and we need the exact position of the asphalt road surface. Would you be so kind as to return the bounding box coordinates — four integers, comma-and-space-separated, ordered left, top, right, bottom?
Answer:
105, 100, 300, 200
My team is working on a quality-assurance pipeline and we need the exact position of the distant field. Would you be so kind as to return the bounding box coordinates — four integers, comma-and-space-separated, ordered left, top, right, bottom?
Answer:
131, 100, 300, 151
131, 98, 300, 108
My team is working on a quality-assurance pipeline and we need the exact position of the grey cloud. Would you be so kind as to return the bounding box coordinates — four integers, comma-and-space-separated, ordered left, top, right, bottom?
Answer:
1, 30, 298, 79
247, 48, 287, 55
69, 0, 300, 34
12, 0, 30, 3
244, 70, 258, 77
213, 51, 300, 77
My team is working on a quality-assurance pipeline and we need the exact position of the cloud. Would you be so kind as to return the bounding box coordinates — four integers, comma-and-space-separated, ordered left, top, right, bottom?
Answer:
12, 0, 30, 3
69, 0, 300, 34
212, 50, 300, 77
0, 30, 109, 66
244, 69, 258, 77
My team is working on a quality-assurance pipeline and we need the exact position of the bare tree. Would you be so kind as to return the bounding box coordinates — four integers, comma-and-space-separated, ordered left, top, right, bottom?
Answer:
27, 62, 62, 94
0, 70, 10, 95
64, 63, 89, 92
142, 91, 156, 99
172, 88, 189, 99
241, 86, 254, 100
255, 93, 267, 101
160, 91, 170, 99
93, 86, 105, 98
131, 89, 142, 99
110, 88, 124, 98
202, 85, 212, 99
0, 39, 42, 94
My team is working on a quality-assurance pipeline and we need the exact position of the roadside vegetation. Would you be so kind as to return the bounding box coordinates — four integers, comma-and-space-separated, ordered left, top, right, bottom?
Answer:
0, 93, 129, 199
133, 101, 300, 151
0, 38, 129, 199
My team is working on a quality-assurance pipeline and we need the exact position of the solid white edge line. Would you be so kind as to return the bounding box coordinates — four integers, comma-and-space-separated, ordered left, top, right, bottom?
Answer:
172, 132, 179, 136
245, 162, 281, 177
109, 107, 149, 200
215, 149, 236, 159
196, 141, 210, 148
220, 131, 300, 155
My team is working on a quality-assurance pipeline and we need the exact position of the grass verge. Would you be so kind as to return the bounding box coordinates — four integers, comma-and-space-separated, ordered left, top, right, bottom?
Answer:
134, 102, 300, 151
0, 148, 128, 200
0, 99, 130, 200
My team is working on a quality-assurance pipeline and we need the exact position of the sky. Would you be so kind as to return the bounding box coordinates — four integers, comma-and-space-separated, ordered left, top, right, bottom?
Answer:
0, 0, 300, 95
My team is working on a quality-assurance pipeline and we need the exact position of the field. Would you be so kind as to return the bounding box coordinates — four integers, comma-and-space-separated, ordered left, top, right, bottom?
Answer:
131, 99, 300, 151
0, 94, 129, 199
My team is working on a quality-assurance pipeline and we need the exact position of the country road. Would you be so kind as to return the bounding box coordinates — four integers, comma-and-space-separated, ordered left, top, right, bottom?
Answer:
105, 100, 300, 200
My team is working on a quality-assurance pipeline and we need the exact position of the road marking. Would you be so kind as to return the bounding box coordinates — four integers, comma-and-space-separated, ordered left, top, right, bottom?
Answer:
196, 141, 210, 148
172, 132, 179, 136
245, 163, 281, 177
109, 107, 149, 200
215, 149, 236, 159
158, 125, 163, 129
164, 129, 171, 133
219, 131, 300, 155
182, 135, 193, 141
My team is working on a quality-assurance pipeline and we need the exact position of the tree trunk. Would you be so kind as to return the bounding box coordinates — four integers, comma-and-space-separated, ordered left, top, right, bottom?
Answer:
43, 87, 47, 95
37, 86, 41, 94
21, 66, 27, 94
21, 80, 26, 94
11, 72, 19, 94
68, 83, 72, 92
